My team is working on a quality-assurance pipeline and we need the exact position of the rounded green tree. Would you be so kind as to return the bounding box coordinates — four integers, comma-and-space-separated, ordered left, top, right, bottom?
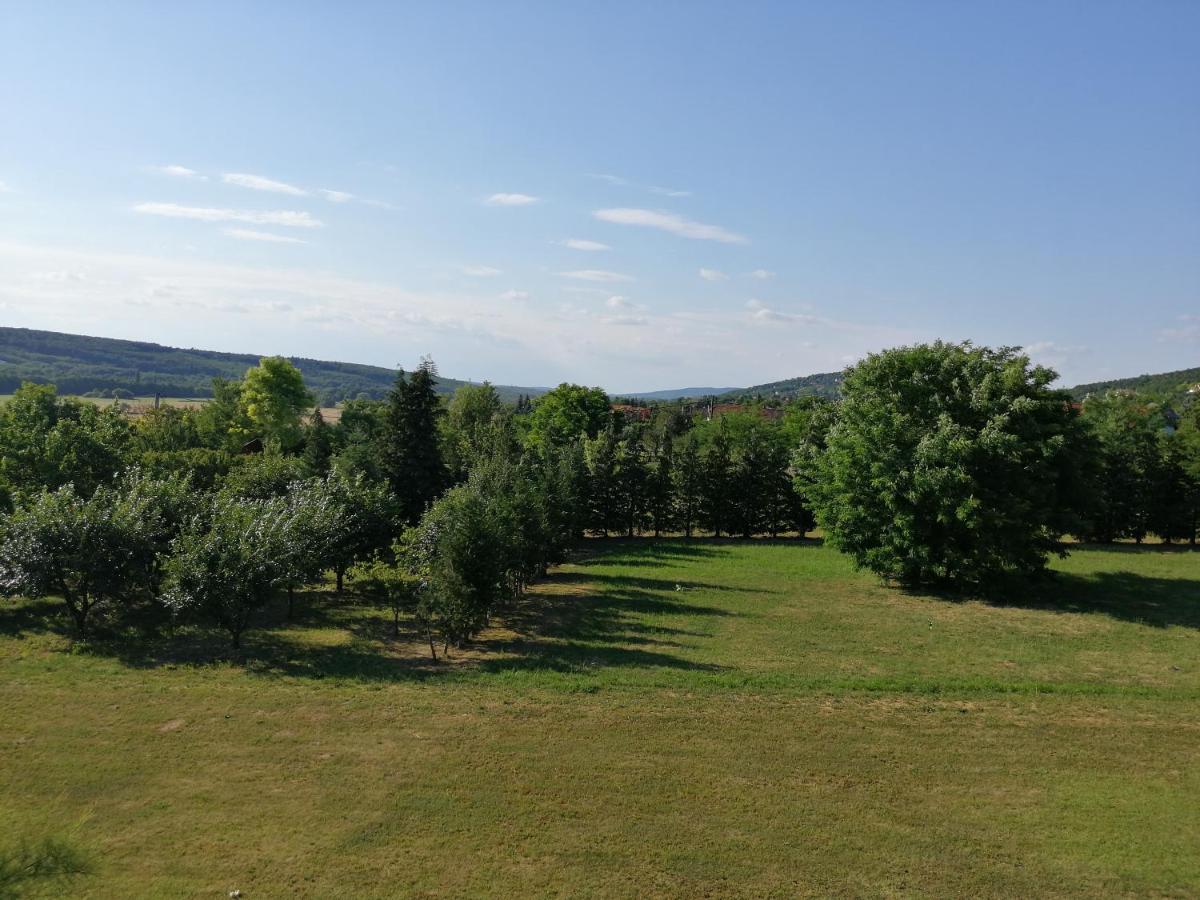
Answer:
810, 342, 1091, 587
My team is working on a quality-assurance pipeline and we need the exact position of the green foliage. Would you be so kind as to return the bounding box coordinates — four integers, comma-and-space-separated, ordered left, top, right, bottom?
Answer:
380, 360, 448, 523
240, 356, 313, 451
0, 483, 149, 635
163, 495, 291, 648
309, 472, 397, 593
138, 448, 232, 490
302, 406, 333, 476
0, 383, 130, 501
351, 552, 420, 637
527, 383, 612, 449
1079, 392, 1164, 542
811, 342, 1092, 586
441, 382, 506, 475
219, 453, 309, 500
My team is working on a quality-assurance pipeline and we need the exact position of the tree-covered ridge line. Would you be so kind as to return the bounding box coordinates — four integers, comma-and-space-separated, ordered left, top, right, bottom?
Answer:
0, 326, 546, 405
1069, 365, 1200, 407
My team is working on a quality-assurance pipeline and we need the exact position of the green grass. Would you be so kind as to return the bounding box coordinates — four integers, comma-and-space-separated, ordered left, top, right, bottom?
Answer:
1, 540, 1198, 897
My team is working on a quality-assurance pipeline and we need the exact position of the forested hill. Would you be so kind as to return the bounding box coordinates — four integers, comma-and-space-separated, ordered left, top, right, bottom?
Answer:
717, 371, 844, 402
0, 327, 545, 404
1069, 366, 1200, 407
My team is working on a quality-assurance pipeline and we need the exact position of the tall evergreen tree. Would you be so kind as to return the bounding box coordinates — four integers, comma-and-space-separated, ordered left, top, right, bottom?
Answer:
380, 359, 448, 523
302, 406, 333, 476
700, 423, 735, 537
672, 436, 703, 537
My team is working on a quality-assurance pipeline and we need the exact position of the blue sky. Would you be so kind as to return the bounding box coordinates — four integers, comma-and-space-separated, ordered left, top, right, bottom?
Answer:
0, 1, 1196, 392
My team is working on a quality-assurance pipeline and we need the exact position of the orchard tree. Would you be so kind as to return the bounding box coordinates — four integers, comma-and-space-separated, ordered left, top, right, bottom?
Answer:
240, 357, 313, 451
0, 484, 147, 636
352, 552, 419, 638
409, 484, 505, 653
810, 342, 1092, 587
163, 495, 289, 649
309, 472, 397, 593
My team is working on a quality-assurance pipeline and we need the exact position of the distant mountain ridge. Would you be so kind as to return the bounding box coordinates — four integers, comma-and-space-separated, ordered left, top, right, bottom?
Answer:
617, 387, 741, 401
0, 327, 545, 404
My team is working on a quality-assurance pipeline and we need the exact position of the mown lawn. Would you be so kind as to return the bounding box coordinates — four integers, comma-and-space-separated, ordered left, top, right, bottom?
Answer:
1, 540, 1197, 897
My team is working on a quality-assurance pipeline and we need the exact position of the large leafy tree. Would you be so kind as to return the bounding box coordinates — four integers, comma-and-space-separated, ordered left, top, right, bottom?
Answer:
527, 383, 612, 449
240, 357, 313, 451
811, 341, 1092, 586
379, 360, 448, 523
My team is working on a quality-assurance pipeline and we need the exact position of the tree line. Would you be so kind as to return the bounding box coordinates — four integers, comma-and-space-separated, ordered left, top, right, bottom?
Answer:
0, 342, 1197, 654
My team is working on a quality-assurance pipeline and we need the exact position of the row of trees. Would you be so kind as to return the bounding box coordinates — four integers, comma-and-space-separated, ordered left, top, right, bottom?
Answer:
1, 342, 1197, 653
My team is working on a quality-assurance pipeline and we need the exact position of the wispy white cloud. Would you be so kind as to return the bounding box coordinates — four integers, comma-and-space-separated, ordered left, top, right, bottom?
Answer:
746, 299, 819, 324
223, 172, 308, 196
133, 202, 323, 228
560, 238, 610, 251
319, 189, 354, 203
699, 268, 728, 282
586, 173, 628, 186
560, 269, 634, 283
606, 295, 631, 309
588, 173, 692, 198
485, 192, 539, 206
224, 228, 307, 244
594, 208, 747, 244
0, 180, 9, 192
749, 269, 776, 280
500, 289, 530, 301
462, 265, 502, 277
156, 165, 205, 180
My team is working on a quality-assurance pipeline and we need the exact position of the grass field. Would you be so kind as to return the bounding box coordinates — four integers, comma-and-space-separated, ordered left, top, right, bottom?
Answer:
2, 540, 1198, 897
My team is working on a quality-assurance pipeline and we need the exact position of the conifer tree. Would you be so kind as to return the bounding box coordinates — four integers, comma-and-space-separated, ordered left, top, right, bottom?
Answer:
379, 359, 448, 523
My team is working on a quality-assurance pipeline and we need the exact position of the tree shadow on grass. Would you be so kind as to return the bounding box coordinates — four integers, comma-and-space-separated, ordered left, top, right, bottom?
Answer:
0, 565, 741, 681
1007, 569, 1200, 629
906, 564, 1200, 630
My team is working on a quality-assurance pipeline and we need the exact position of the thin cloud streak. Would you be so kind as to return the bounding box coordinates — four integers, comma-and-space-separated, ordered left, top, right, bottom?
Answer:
593, 208, 747, 244
224, 228, 307, 244
133, 203, 324, 228
222, 173, 308, 196
485, 192, 539, 206
559, 269, 633, 283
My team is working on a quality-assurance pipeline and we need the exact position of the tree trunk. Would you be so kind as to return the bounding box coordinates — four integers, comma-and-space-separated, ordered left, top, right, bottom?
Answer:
393, 609, 400, 638
336, 568, 345, 594
427, 632, 438, 661
287, 585, 295, 619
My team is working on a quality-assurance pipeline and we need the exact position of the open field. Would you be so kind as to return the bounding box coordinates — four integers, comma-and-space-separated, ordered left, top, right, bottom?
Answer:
2, 540, 1198, 897
0, 395, 344, 423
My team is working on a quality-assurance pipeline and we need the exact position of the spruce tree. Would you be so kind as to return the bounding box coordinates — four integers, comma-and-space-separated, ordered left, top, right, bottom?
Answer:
302, 406, 333, 476
380, 359, 448, 524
